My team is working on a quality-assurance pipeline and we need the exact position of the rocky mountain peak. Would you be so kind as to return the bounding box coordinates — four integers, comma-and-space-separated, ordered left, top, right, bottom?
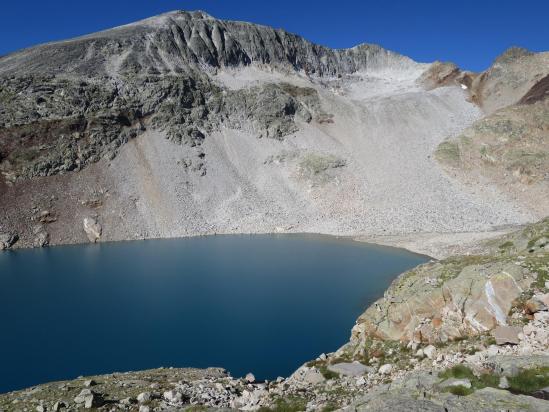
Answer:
0, 10, 420, 79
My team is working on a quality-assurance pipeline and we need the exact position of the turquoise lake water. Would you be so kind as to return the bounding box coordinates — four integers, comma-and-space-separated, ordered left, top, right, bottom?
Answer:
0, 234, 428, 393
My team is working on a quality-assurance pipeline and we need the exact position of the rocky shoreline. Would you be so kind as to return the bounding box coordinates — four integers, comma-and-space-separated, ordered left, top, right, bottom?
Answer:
1, 218, 547, 411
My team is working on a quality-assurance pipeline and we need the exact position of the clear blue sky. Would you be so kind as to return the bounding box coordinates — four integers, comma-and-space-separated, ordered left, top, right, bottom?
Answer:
1, 0, 547, 71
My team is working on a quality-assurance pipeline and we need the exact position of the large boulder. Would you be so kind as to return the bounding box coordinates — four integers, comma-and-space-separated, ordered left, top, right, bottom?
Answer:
351, 259, 533, 344
0, 232, 18, 250
83, 217, 102, 243
328, 362, 372, 377
351, 218, 549, 345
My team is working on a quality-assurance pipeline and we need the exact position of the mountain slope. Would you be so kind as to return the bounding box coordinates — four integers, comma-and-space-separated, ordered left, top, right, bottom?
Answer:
435, 50, 549, 218
0, 11, 545, 250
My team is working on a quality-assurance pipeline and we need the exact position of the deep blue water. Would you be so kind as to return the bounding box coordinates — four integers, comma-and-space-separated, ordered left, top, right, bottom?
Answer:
0, 234, 428, 394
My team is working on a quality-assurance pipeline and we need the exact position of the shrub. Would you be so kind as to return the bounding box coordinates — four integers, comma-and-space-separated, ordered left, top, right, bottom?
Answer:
508, 367, 549, 395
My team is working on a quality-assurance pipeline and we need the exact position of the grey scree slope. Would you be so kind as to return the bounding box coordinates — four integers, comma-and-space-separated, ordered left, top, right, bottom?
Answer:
0, 10, 542, 251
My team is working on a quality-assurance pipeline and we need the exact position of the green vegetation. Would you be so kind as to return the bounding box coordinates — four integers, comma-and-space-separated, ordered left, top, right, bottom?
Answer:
437, 255, 497, 283
439, 365, 476, 380
258, 397, 308, 412
438, 365, 549, 397
304, 360, 339, 380
445, 385, 474, 396
508, 367, 549, 395
318, 365, 339, 380
435, 140, 461, 166
523, 255, 549, 290
439, 365, 499, 396
299, 153, 346, 177
498, 241, 514, 251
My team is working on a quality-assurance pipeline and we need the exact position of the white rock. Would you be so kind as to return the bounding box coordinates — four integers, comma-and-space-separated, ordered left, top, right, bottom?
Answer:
83, 217, 102, 243
74, 389, 92, 403
378, 364, 393, 375
52, 402, 66, 411
487, 345, 500, 356
83, 379, 96, 387
137, 392, 151, 403
415, 349, 425, 358
440, 378, 471, 389
302, 368, 325, 384
424, 345, 437, 359
328, 361, 371, 377
163, 390, 182, 403
534, 312, 549, 322
499, 376, 510, 389
245, 373, 256, 383
139, 407, 150, 412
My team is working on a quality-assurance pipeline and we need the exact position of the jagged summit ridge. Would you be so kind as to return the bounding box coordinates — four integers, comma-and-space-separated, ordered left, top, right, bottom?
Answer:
0, 10, 421, 78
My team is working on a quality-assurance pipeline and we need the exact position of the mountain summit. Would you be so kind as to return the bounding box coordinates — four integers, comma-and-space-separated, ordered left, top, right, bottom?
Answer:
0, 10, 417, 78
0, 10, 547, 251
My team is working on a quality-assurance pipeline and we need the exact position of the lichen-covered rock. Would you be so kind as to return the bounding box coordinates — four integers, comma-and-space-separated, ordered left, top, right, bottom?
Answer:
351, 218, 549, 345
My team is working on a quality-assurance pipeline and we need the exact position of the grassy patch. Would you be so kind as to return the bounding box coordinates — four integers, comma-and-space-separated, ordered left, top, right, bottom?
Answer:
435, 140, 461, 166
523, 255, 549, 290
437, 255, 497, 283
258, 397, 308, 412
498, 241, 514, 252
438, 365, 500, 396
318, 365, 339, 380
438, 365, 549, 397
444, 385, 474, 396
439, 365, 475, 380
299, 153, 346, 176
508, 367, 549, 395
304, 360, 339, 380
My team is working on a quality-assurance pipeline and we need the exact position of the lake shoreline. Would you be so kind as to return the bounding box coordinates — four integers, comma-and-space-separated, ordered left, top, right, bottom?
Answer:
3, 224, 527, 260
1, 218, 548, 410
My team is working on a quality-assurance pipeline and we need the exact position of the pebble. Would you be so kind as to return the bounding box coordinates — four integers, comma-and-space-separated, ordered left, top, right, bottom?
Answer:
378, 364, 393, 375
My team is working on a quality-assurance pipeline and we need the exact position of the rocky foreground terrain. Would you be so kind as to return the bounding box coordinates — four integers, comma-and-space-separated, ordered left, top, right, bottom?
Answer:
0, 10, 547, 254
1, 218, 548, 411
